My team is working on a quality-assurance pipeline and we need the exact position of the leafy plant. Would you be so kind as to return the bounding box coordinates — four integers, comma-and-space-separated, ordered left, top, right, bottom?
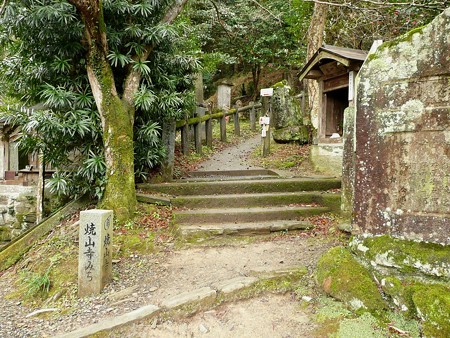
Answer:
22, 269, 52, 297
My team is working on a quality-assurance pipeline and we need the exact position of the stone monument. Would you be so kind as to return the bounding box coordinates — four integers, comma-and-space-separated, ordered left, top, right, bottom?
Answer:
78, 209, 113, 297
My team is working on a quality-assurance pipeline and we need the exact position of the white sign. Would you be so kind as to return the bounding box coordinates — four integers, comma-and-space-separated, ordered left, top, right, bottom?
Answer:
259, 116, 270, 125
348, 71, 355, 101
261, 128, 267, 137
260, 88, 273, 97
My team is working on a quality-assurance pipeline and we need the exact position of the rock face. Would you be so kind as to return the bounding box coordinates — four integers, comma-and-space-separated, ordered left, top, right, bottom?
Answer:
271, 82, 309, 144
353, 9, 450, 244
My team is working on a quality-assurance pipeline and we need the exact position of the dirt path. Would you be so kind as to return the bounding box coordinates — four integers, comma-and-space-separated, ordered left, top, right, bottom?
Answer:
197, 134, 264, 171
109, 236, 333, 338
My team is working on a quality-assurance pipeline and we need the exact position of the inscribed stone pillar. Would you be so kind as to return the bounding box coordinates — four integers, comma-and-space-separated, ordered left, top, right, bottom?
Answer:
9, 142, 19, 172
217, 82, 233, 110
353, 9, 450, 244
78, 210, 113, 297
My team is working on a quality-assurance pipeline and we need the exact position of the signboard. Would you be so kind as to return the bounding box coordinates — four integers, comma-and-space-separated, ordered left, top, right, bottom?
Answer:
348, 71, 355, 101
259, 116, 270, 125
260, 88, 273, 97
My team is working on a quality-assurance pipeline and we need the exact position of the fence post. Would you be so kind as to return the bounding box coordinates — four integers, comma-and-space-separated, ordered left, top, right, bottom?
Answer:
181, 123, 189, 155
234, 109, 240, 137
194, 122, 202, 154
205, 115, 213, 148
249, 101, 256, 131
262, 97, 271, 157
220, 112, 227, 142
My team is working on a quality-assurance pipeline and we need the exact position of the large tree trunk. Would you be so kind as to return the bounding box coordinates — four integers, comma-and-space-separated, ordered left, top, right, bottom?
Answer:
306, 3, 327, 135
69, 0, 136, 222
68, 0, 190, 222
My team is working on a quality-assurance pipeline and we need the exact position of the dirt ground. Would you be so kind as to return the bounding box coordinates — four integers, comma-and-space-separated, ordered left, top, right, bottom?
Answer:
109, 235, 336, 338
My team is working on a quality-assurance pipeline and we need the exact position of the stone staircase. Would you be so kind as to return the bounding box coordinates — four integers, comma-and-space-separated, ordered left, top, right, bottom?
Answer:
138, 170, 341, 239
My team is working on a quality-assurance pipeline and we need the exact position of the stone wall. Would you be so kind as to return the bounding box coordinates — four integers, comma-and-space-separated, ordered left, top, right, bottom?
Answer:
353, 9, 450, 244
0, 185, 36, 242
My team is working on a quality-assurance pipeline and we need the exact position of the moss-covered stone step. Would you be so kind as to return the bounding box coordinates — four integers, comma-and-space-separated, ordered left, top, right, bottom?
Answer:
186, 169, 279, 178
180, 220, 313, 238
139, 177, 341, 196
172, 192, 340, 213
173, 206, 329, 224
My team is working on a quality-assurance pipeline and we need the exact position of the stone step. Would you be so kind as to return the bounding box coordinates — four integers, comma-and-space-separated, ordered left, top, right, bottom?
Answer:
186, 169, 279, 178
171, 191, 340, 212
140, 177, 341, 196
173, 206, 329, 224
180, 220, 314, 238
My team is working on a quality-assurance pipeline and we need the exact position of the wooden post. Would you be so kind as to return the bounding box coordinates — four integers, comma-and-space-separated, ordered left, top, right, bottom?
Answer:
234, 109, 240, 136
194, 122, 202, 154
181, 123, 190, 155
205, 116, 213, 148
249, 101, 256, 131
220, 113, 227, 142
262, 97, 271, 157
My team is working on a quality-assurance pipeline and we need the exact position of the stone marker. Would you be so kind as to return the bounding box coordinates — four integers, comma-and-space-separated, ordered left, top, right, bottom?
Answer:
78, 209, 113, 297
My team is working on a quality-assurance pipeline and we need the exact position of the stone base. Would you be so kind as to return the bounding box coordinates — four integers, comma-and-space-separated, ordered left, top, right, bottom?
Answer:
310, 143, 343, 177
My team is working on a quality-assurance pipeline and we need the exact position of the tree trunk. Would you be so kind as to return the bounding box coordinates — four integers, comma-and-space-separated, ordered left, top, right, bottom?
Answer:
306, 3, 327, 133
251, 64, 261, 100
67, 0, 190, 222
69, 0, 136, 222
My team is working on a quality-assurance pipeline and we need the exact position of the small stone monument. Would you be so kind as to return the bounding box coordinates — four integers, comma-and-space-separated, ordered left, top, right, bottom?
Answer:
78, 209, 113, 297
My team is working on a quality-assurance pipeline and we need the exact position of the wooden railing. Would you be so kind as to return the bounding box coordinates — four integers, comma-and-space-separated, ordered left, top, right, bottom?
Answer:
176, 102, 262, 155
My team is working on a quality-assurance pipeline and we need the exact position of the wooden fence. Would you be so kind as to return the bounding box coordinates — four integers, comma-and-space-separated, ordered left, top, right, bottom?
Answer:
175, 102, 263, 155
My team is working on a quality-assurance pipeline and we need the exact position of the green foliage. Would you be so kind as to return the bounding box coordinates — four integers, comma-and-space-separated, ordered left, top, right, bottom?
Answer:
0, 0, 201, 198
21, 269, 52, 297
185, 0, 299, 96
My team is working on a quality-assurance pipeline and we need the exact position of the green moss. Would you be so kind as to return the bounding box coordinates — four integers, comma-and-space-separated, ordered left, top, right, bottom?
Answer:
115, 231, 156, 256
366, 25, 426, 64
412, 284, 450, 337
316, 246, 387, 313
336, 312, 388, 338
353, 235, 450, 279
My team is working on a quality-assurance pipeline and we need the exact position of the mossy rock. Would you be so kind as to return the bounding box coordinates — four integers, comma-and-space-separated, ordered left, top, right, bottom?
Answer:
316, 246, 386, 313
350, 235, 450, 279
412, 284, 450, 338
273, 125, 309, 144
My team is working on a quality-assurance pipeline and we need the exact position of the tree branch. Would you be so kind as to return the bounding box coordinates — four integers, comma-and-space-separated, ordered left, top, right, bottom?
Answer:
0, 0, 8, 17
122, 0, 190, 108
250, 0, 283, 25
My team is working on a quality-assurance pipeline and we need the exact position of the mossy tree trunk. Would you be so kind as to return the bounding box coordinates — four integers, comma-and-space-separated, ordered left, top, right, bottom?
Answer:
67, 0, 189, 222
68, 0, 136, 222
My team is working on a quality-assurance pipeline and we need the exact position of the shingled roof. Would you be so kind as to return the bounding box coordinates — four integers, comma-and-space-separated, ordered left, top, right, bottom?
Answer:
299, 45, 368, 81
